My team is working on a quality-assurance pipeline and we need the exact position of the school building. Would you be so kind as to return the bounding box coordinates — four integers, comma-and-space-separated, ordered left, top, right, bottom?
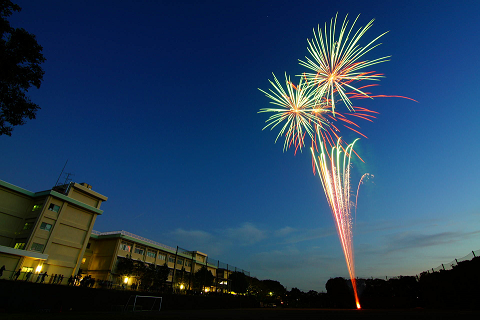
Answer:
0, 179, 247, 291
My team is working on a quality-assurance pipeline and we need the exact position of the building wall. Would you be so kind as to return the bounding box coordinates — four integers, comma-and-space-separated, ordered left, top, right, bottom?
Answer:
0, 180, 107, 280
0, 185, 40, 247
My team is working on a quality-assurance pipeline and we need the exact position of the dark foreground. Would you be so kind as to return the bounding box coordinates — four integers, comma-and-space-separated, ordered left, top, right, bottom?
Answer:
2, 308, 480, 320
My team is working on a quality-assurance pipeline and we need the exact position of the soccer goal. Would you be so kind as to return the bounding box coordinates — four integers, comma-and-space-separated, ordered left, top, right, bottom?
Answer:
124, 295, 163, 311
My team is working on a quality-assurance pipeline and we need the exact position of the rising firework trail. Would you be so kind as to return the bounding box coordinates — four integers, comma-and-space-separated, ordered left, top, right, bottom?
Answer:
311, 136, 361, 309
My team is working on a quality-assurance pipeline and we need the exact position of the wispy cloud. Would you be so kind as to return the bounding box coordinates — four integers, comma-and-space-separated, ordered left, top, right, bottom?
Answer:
384, 230, 480, 253
280, 226, 337, 244
274, 226, 296, 237
169, 228, 224, 255
223, 222, 266, 246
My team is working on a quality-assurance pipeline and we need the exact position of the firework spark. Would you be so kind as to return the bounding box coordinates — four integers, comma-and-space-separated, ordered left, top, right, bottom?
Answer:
299, 13, 389, 115
311, 136, 361, 309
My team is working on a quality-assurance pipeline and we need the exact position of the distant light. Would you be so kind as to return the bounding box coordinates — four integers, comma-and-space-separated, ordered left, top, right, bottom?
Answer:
124, 277, 129, 284
180, 284, 185, 290
35, 265, 42, 273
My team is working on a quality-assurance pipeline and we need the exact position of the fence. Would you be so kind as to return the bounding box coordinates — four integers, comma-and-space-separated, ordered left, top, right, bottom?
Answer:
428, 249, 479, 273
378, 249, 479, 281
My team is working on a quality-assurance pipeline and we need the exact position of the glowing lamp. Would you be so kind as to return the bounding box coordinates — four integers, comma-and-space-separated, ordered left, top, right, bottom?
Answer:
124, 277, 129, 284
180, 284, 185, 290
35, 265, 42, 273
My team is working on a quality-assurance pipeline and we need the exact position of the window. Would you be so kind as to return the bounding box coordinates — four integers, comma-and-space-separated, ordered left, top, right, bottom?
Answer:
48, 203, 60, 212
158, 254, 166, 261
120, 242, 132, 252
40, 222, 52, 232
82, 258, 86, 264
23, 222, 33, 230
31, 243, 44, 252
21, 266, 33, 273
177, 258, 184, 265
168, 256, 175, 263
32, 204, 42, 211
14, 242, 26, 250
186, 261, 192, 267
134, 247, 145, 255
147, 251, 156, 258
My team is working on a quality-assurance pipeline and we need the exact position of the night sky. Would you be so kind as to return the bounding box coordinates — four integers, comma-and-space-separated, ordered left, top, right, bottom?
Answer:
2, 0, 480, 292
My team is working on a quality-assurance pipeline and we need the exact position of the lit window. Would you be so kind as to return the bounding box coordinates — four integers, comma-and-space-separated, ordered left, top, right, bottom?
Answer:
48, 203, 60, 212
21, 266, 33, 273
40, 222, 52, 231
14, 242, 26, 250
32, 205, 42, 211
120, 243, 132, 252
23, 222, 33, 230
147, 251, 156, 258
134, 247, 145, 255
31, 243, 45, 252
82, 258, 86, 264
158, 254, 166, 260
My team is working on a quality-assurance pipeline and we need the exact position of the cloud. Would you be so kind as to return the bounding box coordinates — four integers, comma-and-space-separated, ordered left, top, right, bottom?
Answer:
280, 226, 337, 244
169, 228, 224, 255
274, 226, 296, 237
223, 222, 266, 246
383, 230, 480, 253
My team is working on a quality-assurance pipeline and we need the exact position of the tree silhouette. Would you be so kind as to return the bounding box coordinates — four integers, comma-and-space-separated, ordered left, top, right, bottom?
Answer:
229, 271, 249, 294
193, 266, 214, 292
1, 0, 46, 136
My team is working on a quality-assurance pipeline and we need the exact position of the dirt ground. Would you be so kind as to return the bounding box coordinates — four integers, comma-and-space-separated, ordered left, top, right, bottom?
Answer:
2, 308, 480, 320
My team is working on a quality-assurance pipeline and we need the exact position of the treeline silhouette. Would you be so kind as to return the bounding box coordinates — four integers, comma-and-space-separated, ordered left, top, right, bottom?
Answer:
290, 256, 480, 309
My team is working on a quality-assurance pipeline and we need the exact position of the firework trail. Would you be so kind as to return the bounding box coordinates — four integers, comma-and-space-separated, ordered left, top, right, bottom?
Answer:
311, 136, 361, 309
355, 173, 373, 223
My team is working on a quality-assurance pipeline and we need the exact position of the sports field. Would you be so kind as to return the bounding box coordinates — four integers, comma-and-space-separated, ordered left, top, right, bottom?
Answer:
2, 308, 479, 320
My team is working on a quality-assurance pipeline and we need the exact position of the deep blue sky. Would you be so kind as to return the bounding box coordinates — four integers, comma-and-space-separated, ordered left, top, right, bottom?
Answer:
2, 0, 480, 292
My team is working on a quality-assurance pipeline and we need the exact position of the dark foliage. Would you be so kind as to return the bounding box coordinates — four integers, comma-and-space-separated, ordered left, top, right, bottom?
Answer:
0, 0, 45, 136
229, 271, 249, 294
418, 257, 480, 309
325, 277, 356, 308
193, 266, 214, 291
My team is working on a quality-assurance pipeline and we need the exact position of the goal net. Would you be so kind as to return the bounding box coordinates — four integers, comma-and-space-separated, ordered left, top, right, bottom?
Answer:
124, 295, 163, 311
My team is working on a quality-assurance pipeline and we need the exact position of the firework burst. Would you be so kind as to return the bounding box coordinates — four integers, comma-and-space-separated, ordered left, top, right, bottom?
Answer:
259, 73, 379, 155
299, 13, 389, 115
258, 73, 330, 153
